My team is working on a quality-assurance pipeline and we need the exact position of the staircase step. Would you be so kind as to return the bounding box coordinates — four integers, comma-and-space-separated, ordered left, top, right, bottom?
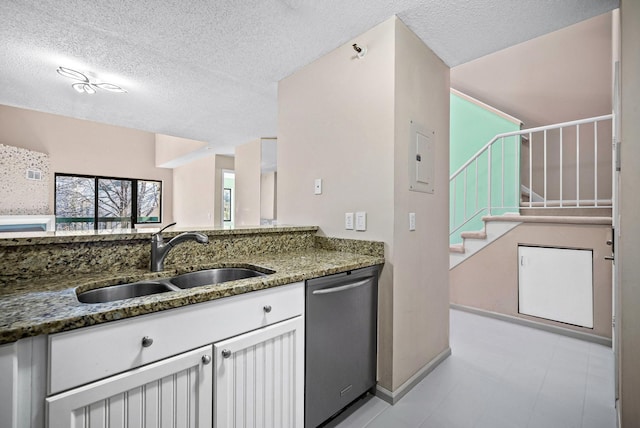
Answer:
519, 207, 612, 217
449, 244, 465, 254
483, 215, 612, 225
460, 231, 487, 240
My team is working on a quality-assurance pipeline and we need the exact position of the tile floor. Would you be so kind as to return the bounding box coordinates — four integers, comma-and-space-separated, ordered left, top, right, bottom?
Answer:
327, 309, 616, 428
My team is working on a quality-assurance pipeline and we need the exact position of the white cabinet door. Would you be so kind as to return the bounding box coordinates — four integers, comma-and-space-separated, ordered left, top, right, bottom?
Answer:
47, 345, 213, 428
0, 342, 17, 428
518, 245, 594, 328
214, 316, 304, 428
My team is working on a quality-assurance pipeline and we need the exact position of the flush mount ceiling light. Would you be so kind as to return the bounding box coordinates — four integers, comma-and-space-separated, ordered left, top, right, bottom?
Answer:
56, 67, 127, 94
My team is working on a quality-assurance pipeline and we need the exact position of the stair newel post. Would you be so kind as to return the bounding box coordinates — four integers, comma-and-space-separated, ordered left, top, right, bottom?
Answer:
501, 136, 505, 209
487, 144, 492, 217
516, 134, 521, 211
529, 132, 533, 208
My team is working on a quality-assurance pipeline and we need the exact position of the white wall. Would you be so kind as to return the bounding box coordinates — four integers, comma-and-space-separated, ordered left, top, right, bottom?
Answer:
278, 17, 450, 392
0, 104, 174, 223
234, 139, 262, 226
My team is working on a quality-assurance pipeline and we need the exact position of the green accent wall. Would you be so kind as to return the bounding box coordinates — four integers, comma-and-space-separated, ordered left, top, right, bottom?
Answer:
450, 92, 521, 244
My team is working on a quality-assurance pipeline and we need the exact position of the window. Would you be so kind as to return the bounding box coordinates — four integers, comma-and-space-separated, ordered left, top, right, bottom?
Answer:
55, 174, 161, 231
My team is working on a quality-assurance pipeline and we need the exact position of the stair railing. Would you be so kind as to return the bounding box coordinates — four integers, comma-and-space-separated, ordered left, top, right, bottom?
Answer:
450, 114, 613, 241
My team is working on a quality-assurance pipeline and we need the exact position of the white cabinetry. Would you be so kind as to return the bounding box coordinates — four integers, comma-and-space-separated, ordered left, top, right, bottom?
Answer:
47, 345, 213, 428
518, 245, 593, 328
0, 342, 18, 427
214, 316, 304, 428
35, 282, 305, 428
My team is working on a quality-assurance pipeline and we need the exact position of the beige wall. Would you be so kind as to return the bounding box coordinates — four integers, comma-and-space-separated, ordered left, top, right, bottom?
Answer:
450, 222, 612, 338
278, 19, 395, 242
0, 104, 174, 223
173, 154, 234, 227
278, 17, 396, 388
619, 0, 640, 425
391, 20, 450, 390
172, 155, 215, 227
213, 155, 235, 226
278, 17, 450, 392
155, 134, 207, 167
260, 171, 276, 221
234, 139, 261, 226
451, 12, 612, 128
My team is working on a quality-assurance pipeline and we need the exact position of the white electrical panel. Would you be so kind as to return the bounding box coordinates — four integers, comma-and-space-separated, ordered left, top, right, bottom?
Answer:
408, 121, 435, 194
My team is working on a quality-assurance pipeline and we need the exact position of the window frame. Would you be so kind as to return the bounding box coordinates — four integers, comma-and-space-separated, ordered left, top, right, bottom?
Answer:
54, 173, 162, 230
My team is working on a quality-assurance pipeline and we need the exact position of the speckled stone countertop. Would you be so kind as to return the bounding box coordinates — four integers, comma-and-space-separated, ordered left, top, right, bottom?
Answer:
0, 225, 320, 247
0, 228, 384, 345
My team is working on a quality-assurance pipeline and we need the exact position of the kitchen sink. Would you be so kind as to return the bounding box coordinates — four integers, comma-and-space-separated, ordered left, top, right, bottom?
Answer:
76, 267, 274, 303
169, 268, 271, 289
76, 281, 177, 304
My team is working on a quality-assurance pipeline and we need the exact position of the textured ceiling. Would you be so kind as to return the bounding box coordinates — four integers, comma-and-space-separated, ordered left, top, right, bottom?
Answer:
0, 0, 618, 159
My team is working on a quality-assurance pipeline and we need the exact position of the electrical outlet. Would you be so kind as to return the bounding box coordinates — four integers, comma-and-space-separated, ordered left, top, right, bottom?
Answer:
409, 212, 416, 231
355, 211, 367, 231
345, 212, 354, 230
314, 178, 322, 195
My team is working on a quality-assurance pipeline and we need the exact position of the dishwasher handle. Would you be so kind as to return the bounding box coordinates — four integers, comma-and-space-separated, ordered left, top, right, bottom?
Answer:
311, 277, 373, 295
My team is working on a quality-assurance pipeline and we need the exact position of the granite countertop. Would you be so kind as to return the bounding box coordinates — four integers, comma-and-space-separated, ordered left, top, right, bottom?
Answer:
0, 248, 384, 345
0, 225, 320, 247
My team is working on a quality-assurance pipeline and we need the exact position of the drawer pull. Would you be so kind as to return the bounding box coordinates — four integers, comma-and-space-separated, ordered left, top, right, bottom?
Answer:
263, 305, 272, 313
201, 355, 212, 365
222, 349, 232, 358
141, 336, 154, 348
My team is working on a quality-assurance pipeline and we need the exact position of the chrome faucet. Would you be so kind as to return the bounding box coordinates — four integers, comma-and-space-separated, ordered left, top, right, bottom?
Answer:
150, 223, 209, 272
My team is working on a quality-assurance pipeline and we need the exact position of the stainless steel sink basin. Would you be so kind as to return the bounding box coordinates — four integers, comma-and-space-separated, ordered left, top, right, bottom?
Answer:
77, 281, 177, 304
76, 267, 274, 303
169, 268, 271, 289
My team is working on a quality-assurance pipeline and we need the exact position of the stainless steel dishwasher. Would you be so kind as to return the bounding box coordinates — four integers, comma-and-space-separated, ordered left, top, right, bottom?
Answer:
305, 265, 380, 427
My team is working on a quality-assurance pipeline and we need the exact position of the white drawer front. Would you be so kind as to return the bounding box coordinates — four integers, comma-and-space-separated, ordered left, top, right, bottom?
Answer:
49, 282, 303, 395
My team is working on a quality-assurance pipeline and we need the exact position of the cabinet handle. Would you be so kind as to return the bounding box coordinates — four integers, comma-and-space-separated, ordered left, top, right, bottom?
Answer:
605, 256, 614, 261
263, 305, 272, 313
141, 336, 154, 348
201, 355, 212, 365
221, 349, 232, 358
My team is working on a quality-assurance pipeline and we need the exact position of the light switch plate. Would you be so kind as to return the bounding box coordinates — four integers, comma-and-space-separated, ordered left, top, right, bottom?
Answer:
409, 212, 416, 231
355, 211, 367, 231
345, 213, 354, 230
314, 178, 322, 195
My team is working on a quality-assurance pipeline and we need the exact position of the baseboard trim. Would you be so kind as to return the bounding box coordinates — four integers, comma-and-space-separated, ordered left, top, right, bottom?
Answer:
450, 304, 612, 347
375, 347, 451, 405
